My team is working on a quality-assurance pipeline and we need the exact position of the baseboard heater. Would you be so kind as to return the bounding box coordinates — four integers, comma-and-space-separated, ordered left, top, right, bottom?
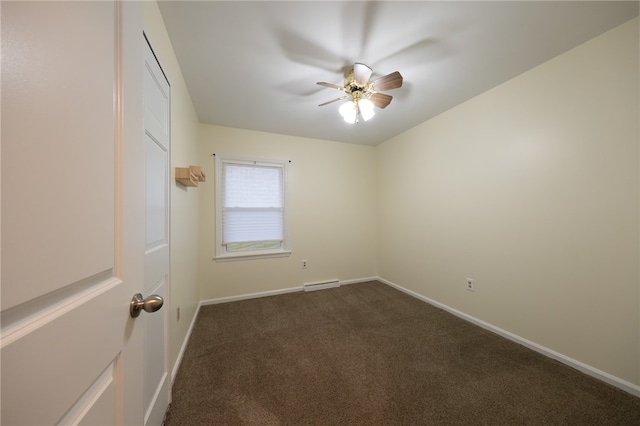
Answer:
303, 279, 340, 292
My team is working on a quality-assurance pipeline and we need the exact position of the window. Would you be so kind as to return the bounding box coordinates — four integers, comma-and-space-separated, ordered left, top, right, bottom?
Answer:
215, 155, 290, 260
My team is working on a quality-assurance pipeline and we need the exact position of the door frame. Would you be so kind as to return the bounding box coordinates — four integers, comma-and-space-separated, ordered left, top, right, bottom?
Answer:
142, 33, 172, 425
118, 1, 146, 423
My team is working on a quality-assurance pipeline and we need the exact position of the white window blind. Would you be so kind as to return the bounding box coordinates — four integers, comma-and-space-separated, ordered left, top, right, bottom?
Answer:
215, 155, 290, 260
221, 162, 284, 245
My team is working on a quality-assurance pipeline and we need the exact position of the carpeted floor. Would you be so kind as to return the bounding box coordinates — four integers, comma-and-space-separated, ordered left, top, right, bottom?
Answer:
166, 281, 640, 425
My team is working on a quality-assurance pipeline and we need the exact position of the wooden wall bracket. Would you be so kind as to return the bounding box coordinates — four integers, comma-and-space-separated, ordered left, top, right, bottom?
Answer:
175, 166, 206, 187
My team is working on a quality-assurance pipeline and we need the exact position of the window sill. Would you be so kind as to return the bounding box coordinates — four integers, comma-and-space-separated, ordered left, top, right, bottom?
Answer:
214, 250, 292, 262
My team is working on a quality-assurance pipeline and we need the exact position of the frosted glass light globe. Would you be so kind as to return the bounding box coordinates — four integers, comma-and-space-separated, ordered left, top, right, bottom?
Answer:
339, 101, 357, 124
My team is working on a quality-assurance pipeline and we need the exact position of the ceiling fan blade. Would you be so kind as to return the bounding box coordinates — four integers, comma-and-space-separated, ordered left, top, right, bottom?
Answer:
369, 93, 393, 109
353, 62, 373, 86
372, 71, 403, 91
318, 95, 348, 107
317, 81, 344, 91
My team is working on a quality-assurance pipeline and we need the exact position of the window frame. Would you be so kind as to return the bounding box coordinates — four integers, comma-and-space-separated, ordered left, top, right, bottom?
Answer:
214, 154, 291, 261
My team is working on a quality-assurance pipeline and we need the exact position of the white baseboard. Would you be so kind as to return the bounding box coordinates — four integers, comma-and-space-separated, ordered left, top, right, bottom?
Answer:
171, 303, 201, 385
340, 276, 379, 286
200, 286, 303, 305
376, 276, 640, 398
200, 277, 379, 305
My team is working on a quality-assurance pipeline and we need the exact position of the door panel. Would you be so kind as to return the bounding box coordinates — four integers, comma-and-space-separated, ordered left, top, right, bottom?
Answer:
143, 39, 171, 425
2, 283, 124, 425
1, 0, 115, 312
76, 375, 117, 426
144, 280, 168, 425
144, 62, 170, 143
1, 2, 145, 424
59, 358, 118, 425
145, 135, 168, 247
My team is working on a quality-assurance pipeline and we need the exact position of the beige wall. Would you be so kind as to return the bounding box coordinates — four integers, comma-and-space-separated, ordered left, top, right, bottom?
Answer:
143, 2, 201, 376
198, 125, 378, 300
142, 2, 638, 391
378, 18, 639, 386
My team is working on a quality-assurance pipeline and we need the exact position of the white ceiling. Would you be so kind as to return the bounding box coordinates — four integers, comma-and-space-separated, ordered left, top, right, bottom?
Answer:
157, 1, 638, 146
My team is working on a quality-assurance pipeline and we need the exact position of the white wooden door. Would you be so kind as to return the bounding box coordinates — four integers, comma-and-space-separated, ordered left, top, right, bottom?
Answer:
142, 39, 171, 426
1, 2, 146, 424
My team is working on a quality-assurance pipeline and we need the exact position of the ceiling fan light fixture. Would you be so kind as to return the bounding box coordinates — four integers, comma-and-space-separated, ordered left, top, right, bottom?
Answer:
318, 63, 403, 124
339, 100, 357, 123
359, 99, 375, 121
339, 98, 375, 124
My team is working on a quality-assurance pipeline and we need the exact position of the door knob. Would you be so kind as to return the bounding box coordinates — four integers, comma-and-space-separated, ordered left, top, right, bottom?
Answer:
130, 293, 164, 318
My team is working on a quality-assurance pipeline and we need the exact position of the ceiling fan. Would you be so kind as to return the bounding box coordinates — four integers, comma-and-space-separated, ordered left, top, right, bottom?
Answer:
317, 63, 403, 124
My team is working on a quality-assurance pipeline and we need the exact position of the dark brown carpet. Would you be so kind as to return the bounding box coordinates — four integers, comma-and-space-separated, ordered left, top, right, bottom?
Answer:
166, 281, 640, 425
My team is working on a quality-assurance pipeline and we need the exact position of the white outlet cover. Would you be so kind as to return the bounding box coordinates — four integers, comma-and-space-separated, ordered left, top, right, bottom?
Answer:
466, 278, 474, 291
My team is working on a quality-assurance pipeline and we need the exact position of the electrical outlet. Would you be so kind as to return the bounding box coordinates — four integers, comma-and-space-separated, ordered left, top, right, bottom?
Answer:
302, 260, 308, 269
177, 306, 181, 321
466, 278, 474, 292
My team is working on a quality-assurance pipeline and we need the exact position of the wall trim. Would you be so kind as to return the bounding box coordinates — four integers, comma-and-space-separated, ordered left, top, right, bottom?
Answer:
200, 286, 303, 306
199, 277, 379, 306
340, 276, 379, 286
171, 303, 201, 385
376, 276, 640, 398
